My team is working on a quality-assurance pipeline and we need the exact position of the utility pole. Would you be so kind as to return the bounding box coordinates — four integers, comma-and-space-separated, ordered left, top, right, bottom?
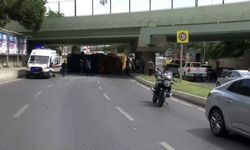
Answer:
149, 0, 151, 11
74, 0, 76, 16
195, 0, 198, 7
110, 0, 112, 14
171, 0, 173, 9
92, 0, 94, 15
222, 0, 225, 4
129, 0, 131, 13
58, 1, 60, 13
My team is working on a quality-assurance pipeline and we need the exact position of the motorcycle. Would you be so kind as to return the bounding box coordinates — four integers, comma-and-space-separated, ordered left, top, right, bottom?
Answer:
151, 68, 173, 107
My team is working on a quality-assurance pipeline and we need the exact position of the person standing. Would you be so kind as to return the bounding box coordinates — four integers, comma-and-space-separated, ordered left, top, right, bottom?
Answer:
148, 60, 154, 76
85, 58, 92, 76
61, 60, 67, 77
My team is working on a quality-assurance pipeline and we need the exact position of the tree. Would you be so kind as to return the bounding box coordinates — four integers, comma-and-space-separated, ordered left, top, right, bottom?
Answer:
207, 41, 250, 60
46, 9, 64, 18
0, 0, 47, 32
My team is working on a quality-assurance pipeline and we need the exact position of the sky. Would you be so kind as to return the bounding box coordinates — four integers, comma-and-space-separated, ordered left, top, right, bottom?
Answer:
46, 0, 250, 16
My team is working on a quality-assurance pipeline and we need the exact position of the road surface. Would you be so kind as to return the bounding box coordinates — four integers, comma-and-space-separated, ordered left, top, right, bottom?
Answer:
0, 75, 249, 150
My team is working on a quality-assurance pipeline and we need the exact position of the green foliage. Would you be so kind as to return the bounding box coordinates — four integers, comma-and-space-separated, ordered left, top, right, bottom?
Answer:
46, 9, 64, 18
0, 0, 9, 27
0, 0, 47, 32
207, 41, 250, 59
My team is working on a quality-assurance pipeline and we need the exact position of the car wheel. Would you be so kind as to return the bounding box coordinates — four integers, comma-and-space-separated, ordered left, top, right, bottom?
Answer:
209, 108, 228, 137
216, 82, 220, 87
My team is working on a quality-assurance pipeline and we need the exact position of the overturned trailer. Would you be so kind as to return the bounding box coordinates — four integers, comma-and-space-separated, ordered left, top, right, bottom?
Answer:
67, 53, 127, 74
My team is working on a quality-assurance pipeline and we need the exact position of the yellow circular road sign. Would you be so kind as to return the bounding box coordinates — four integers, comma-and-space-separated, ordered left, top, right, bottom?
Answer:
177, 30, 189, 43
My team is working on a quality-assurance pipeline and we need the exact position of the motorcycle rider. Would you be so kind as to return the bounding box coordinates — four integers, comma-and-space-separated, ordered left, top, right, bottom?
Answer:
152, 65, 173, 96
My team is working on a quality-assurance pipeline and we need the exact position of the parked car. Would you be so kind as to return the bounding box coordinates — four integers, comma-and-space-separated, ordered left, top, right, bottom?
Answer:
167, 63, 179, 77
205, 77, 250, 137
180, 62, 207, 81
216, 70, 250, 87
215, 67, 235, 79
202, 65, 216, 81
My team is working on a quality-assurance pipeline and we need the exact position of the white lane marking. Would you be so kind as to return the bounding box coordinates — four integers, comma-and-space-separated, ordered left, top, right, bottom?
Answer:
34, 91, 42, 98
159, 142, 175, 150
170, 98, 179, 102
56, 80, 62, 83
47, 84, 53, 88
140, 84, 151, 91
103, 93, 111, 101
198, 108, 205, 112
0, 79, 22, 85
115, 107, 135, 121
97, 81, 100, 84
136, 83, 140, 86
178, 101, 192, 107
98, 86, 103, 90
130, 79, 136, 83
13, 104, 30, 118
133, 128, 137, 130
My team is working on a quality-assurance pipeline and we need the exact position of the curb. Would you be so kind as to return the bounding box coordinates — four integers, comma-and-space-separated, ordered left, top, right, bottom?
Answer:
0, 68, 26, 82
132, 75, 206, 108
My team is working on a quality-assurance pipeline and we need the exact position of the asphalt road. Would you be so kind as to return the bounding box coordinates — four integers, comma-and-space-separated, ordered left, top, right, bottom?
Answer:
0, 75, 249, 150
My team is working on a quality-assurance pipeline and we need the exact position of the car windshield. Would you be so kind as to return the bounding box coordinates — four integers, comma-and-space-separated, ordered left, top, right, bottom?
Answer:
192, 63, 201, 67
29, 56, 49, 64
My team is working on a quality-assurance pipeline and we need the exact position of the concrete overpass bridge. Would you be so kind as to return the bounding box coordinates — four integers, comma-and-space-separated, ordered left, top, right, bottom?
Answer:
5, 1, 250, 60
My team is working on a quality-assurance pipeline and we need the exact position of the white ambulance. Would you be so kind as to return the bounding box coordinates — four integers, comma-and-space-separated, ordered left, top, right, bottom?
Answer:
26, 49, 62, 78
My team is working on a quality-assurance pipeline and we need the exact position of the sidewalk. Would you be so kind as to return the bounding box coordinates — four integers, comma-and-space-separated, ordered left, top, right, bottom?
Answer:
0, 67, 26, 82
131, 74, 208, 107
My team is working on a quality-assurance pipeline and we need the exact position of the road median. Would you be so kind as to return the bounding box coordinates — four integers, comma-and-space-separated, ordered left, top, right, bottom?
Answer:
132, 74, 208, 107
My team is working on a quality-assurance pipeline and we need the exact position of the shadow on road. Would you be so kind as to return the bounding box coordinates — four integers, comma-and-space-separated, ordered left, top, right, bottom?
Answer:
187, 128, 250, 150
138, 100, 157, 108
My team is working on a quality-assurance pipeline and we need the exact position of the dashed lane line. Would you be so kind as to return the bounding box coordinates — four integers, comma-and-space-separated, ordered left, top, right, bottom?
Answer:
34, 91, 42, 98
103, 93, 111, 101
98, 86, 103, 90
159, 142, 175, 150
47, 84, 53, 88
115, 107, 135, 121
13, 104, 30, 118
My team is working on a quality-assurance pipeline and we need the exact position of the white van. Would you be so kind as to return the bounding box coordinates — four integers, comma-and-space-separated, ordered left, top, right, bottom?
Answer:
26, 49, 62, 78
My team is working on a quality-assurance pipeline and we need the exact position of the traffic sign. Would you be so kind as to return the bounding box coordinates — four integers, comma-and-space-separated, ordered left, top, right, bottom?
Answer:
177, 30, 189, 43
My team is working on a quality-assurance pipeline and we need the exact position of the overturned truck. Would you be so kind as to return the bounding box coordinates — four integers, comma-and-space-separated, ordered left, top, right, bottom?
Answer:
67, 53, 127, 74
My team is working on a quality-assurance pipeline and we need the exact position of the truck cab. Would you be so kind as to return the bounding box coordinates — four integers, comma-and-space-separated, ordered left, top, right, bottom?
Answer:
26, 49, 61, 78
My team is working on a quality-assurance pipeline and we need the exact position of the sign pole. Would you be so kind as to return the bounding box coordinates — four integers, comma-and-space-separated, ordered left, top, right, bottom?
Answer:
179, 44, 183, 83
177, 30, 189, 83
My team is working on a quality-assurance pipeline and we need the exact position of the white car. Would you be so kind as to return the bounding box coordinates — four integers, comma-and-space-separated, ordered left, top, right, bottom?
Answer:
216, 70, 250, 87
206, 77, 250, 137
180, 62, 207, 81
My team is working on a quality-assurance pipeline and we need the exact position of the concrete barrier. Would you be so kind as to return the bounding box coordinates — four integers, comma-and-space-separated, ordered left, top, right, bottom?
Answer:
0, 68, 26, 82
